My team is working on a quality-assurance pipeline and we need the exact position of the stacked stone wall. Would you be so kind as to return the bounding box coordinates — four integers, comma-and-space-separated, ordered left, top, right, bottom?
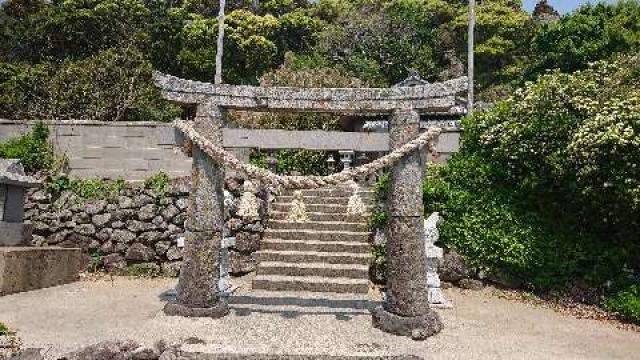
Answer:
23, 175, 270, 276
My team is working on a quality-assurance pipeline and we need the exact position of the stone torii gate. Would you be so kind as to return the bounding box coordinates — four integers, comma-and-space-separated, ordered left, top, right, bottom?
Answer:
154, 72, 467, 339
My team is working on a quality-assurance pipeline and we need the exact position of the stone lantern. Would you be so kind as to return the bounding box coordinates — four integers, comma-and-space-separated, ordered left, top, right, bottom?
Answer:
0, 159, 40, 246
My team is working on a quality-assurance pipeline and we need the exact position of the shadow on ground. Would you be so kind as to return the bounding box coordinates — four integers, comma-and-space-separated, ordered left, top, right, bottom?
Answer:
159, 290, 381, 321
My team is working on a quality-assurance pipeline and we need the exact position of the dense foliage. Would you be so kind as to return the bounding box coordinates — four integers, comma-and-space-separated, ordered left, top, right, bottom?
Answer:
424, 55, 639, 290
604, 285, 640, 325
0, 121, 55, 173
2, 0, 639, 121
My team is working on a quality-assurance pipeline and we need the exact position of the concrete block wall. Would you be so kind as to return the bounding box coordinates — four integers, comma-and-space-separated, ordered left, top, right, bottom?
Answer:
0, 119, 461, 181
0, 120, 192, 181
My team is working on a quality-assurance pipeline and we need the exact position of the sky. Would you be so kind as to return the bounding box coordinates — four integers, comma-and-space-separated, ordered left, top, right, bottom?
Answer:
523, 0, 620, 14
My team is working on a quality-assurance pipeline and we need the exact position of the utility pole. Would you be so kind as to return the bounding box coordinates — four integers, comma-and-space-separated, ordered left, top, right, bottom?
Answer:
467, 0, 475, 114
215, 0, 226, 84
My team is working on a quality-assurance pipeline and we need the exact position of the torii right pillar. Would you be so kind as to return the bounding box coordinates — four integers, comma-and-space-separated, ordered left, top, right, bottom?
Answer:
372, 108, 443, 340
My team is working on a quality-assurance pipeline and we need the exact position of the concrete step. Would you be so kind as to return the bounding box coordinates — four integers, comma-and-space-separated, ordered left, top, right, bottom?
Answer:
280, 188, 375, 199
264, 229, 370, 243
276, 195, 375, 206
257, 261, 369, 279
268, 220, 369, 232
257, 250, 370, 265
270, 211, 368, 223
261, 239, 370, 254
252, 275, 369, 294
271, 203, 373, 214
227, 290, 376, 315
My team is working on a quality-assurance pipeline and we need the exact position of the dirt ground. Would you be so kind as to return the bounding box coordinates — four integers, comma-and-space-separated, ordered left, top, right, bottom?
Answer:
1, 276, 639, 360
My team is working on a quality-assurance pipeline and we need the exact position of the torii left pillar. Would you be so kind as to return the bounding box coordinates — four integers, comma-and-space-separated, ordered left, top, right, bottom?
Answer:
164, 102, 229, 318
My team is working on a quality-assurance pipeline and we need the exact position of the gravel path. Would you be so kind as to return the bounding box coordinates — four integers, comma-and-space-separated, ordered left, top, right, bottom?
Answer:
1, 276, 639, 359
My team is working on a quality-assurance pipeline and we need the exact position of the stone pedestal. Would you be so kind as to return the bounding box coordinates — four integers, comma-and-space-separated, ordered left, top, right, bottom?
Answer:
164, 103, 229, 318
372, 109, 443, 339
0, 247, 83, 296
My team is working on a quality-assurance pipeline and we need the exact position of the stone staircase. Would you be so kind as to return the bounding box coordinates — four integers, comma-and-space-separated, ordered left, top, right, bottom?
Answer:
252, 186, 375, 294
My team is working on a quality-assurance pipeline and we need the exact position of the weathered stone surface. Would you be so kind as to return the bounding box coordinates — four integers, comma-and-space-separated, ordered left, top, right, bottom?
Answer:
60, 340, 140, 360
161, 262, 182, 277
62, 234, 93, 251
385, 216, 431, 317
389, 109, 424, 217
172, 230, 224, 310
154, 71, 467, 114
24, 167, 272, 279
46, 231, 69, 245
103, 253, 127, 273
125, 243, 155, 261
84, 200, 107, 215
185, 149, 224, 232
372, 306, 443, 340
0, 247, 83, 296
166, 246, 182, 261
139, 231, 163, 244
229, 251, 256, 275
73, 212, 90, 224
100, 240, 115, 254
172, 213, 186, 226
96, 228, 112, 242
439, 249, 469, 283
138, 204, 157, 221
112, 209, 135, 222
127, 220, 150, 233
233, 232, 260, 253
458, 278, 483, 290
111, 229, 136, 244
133, 194, 154, 207
225, 218, 243, 232
175, 198, 188, 211
155, 240, 171, 256
161, 205, 180, 222
118, 196, 135, 209
91, 213, 111, 228
111, 220, 125, 229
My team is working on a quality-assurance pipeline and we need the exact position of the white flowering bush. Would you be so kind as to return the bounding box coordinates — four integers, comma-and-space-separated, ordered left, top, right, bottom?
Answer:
428, 55, 640, 290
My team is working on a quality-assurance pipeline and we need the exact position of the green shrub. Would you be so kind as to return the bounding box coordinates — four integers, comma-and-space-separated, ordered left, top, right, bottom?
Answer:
45, 175, 125, 201
373, 172, 390, 202
428, 55, 640, 291
88, 250, 104, 273
250, 149, 333, 176
369, 210, 388, 232
0, 322, 8, 336
604, 285, 640, 325
0, 121, 54, 173
370, 243, 387, 284
144, 172, 170, 193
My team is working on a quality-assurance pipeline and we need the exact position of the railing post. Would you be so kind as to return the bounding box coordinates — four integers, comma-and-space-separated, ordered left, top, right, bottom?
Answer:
164, 102, 229, 318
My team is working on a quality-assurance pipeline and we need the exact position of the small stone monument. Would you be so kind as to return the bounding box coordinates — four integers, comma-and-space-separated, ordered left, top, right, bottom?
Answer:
0, 159, 40, 246
424, 212, 448, 307
0, 159, 83, 296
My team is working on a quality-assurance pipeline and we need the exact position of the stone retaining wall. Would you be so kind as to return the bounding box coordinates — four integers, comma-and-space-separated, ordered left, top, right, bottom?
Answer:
23, 176, 271, 276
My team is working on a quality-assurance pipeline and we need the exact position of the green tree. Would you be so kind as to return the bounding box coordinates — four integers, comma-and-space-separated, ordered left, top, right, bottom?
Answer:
524, 1, 640, 81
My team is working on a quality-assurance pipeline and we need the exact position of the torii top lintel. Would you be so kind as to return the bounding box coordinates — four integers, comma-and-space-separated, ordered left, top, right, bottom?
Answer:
153, 72, 468, 115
